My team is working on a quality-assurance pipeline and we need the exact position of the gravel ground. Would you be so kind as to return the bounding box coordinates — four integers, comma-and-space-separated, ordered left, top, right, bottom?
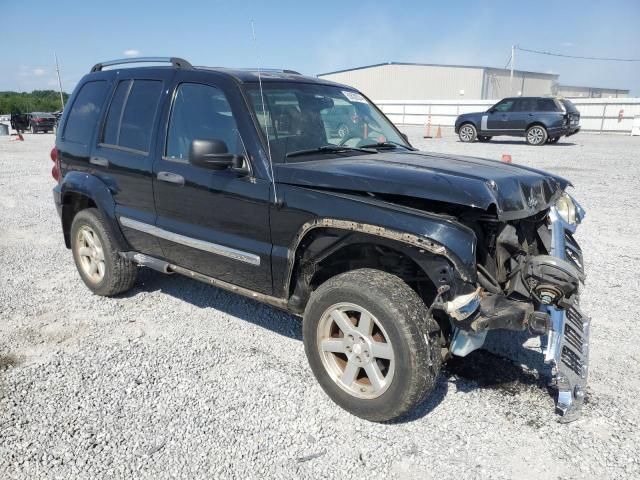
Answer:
1, 130, 639, 479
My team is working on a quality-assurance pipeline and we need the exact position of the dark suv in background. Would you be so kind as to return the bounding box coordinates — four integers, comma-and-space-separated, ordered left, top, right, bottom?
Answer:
455, 96, 581, 145
51, 57, 589, 423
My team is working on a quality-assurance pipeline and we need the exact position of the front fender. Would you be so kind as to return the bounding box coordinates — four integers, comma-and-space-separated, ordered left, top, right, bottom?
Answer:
59, 171, 129, 251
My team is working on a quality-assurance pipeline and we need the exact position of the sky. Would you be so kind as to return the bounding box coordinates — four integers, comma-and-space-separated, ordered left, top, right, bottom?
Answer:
1, 0, 639, 95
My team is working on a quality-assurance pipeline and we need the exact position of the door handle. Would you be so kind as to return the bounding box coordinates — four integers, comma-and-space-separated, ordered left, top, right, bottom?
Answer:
157, 171, 185, 185
90, 156, 109, 167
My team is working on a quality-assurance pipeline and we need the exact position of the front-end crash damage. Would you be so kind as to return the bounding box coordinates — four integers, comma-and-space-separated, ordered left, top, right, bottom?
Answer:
430, 192, 588, 421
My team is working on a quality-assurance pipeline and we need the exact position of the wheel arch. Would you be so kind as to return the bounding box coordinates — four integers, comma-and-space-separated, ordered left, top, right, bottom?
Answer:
286, 223, 468, 314
60, 172, 129, 251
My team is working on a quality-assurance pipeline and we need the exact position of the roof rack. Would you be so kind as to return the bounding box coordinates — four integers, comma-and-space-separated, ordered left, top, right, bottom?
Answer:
90, 57, 192, 73
238, 68, 301, 75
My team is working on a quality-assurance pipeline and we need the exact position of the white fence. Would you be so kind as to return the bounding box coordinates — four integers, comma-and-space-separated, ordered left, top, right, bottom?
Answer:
375, 98, 640, 134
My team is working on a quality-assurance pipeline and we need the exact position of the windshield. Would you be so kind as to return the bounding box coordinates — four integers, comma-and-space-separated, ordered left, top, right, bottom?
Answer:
245, 82, 409, 162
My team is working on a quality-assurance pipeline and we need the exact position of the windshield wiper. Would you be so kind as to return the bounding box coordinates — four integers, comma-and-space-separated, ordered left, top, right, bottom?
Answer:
286, 145, 377, 158
359, 140, 417, 151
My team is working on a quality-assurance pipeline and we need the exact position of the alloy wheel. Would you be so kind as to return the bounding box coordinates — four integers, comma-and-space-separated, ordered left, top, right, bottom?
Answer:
316, 302, 395, 399
76, 226, 106, 283
460, 125, 474, 142
527, 127, 545, 145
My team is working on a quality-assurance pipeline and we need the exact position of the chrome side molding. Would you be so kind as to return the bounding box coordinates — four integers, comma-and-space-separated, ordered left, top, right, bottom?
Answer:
119, 216, 261, 266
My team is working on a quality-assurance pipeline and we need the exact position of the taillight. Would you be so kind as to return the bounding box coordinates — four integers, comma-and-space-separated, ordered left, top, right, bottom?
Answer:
50, 147, 60, 181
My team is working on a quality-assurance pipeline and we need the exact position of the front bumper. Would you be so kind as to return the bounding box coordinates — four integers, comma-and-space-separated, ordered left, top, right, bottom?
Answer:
543, 204, 590, 422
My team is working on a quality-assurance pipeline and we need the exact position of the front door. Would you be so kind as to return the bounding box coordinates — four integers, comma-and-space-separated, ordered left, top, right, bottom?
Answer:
151, 72, 273, 294
483, 98, 517, 134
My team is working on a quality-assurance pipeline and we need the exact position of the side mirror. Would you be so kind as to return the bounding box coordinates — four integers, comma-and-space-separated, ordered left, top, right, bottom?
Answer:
189, 138, 239, 170
488, 108, 496, 114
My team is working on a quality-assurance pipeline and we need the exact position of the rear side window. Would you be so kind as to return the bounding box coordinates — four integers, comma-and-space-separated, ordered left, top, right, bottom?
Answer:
516, 98, 536, 112
101, 79, 163, 153
535, 98, 559, 112
63, 81, 108, 144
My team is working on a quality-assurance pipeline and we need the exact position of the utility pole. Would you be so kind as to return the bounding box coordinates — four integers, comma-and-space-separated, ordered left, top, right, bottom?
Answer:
510, 45, 515, 95
54, 52, 65, 110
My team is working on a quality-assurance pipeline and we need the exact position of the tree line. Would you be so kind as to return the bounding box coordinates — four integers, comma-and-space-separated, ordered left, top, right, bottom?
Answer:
0, 90, 70, 115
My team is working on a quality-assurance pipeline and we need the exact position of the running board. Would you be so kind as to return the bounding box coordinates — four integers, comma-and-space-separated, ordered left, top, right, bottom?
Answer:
121, 251, 290, 312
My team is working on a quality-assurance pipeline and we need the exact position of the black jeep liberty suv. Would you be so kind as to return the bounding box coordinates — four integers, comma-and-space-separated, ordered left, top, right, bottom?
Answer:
51, 57, 589, 422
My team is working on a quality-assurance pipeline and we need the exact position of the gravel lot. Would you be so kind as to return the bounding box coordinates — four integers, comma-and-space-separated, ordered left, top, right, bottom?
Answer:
1, 130, 639, 479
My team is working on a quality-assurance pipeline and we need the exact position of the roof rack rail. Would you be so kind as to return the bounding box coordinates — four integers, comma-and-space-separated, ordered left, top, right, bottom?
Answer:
90, 57, 192, 73
239, 68, 302, 75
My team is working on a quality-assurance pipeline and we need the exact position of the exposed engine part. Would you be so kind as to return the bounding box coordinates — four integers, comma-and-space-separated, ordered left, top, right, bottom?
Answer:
522, 255, 583, 307
449, 328, 487, 357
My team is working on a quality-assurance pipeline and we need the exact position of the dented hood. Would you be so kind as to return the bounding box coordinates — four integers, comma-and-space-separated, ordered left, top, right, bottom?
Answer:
275, 151, 569, 220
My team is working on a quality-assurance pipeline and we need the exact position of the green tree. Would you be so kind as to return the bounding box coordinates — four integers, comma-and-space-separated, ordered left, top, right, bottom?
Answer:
0, 90, 70, 115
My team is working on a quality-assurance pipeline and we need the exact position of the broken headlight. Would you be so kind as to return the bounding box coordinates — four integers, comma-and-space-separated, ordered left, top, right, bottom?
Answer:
555, 192, 577, 225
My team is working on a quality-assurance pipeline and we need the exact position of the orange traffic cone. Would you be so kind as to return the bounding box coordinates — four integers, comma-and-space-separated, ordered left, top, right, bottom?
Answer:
423, 115, 432, 138
435, 126, 442, 139
501, 154, 512, 163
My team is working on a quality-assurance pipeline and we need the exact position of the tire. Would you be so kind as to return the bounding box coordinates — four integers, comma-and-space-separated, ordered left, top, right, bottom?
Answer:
526, 125, 548, 145
478, 136, 492, 142
337, 123, 350, 139
458, 123, 477, 143
303, 268, 441, 422
70, 208, 137, 296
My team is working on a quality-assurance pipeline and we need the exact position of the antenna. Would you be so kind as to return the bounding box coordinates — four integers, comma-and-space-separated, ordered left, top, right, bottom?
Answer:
251, 20, 278, 205
54, 52, 65, 110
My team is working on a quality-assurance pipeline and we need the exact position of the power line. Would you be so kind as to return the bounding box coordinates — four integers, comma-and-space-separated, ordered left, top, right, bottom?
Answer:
517, 45, 640, 62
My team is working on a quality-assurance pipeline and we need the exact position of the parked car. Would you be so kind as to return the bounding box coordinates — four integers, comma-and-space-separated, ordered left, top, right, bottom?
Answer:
321, 102, 364, 139
27, 112, 56, 133
51, 57, 589, 422
455, 96, 581, 145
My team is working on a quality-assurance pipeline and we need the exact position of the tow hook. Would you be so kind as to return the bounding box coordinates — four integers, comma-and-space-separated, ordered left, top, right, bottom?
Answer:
527, 311, 550, 335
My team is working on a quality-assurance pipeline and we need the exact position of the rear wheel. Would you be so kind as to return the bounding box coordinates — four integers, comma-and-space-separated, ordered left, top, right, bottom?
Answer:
71, 208, 137, 296
458, 123, 477, 143
303, 269, 441, 422
526, 125, 548, 145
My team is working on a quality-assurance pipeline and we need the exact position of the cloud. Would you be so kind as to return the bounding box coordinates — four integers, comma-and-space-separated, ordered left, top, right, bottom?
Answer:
123, 49, 140, 57
33, 68, 46, 76
560, 42, 574, 47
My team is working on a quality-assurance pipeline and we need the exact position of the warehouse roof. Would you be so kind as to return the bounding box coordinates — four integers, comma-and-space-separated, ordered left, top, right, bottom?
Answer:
317, 62, 560, 79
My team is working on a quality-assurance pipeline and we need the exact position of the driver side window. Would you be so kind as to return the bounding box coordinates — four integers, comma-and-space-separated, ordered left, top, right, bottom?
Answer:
165, 83, 244, 162
494, 100, 515, 112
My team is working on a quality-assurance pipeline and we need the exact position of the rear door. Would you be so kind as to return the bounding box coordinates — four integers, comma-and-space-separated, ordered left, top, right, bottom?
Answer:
93, 70, 174, 257
483, 98, 517, 133
151, 71, 273, 294
511, 98, 536, 132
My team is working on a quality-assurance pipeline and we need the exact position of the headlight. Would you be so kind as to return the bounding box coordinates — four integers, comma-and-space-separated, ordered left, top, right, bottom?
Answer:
555, 192, 577, 224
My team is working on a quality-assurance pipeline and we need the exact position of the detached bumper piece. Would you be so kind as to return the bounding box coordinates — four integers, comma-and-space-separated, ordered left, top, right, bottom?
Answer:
544, 205, 589, 422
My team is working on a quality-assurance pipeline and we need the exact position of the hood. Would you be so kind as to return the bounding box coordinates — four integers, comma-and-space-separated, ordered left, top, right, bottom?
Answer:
275, 151, 569, 221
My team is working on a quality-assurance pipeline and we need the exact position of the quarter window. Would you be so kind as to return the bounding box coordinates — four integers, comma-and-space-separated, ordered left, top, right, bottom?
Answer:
535, 98, 559, 112
165, 83, 242, 161
101, 79, 163, 153
63, 81, 109, 144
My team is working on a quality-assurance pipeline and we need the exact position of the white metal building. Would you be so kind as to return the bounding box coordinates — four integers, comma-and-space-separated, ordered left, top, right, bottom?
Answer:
318, 62, 631, 101
317, 62, 559, 100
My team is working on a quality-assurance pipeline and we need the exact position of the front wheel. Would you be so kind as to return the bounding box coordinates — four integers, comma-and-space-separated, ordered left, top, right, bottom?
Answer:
303, 269, 441, 422
526, 125, 548, 145
458, 123, 477, 143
